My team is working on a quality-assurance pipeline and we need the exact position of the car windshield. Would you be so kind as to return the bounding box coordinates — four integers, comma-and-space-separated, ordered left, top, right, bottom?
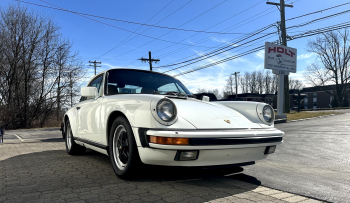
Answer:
105, 69, 192, 96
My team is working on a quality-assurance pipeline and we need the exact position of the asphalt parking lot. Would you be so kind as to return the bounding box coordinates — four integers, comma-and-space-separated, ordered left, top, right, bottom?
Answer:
242, 110, 350, 203
1, 111, 349, 203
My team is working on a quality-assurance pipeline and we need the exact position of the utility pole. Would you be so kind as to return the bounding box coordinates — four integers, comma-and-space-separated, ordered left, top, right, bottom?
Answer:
139, 51, 160, 71
89, 60, 101, 75
233, 72, 240, 98
267, 0, 293, 113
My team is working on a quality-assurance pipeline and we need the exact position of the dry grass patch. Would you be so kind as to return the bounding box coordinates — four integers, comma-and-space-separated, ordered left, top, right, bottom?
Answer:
286, 111, 340, 121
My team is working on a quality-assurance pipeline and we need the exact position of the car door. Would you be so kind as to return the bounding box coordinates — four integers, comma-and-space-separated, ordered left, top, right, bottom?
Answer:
76, 73, 104, 144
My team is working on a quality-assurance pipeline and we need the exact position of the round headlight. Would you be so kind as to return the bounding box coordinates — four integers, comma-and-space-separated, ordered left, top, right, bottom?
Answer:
262, 105, 273, 123
156, 99, 176, 122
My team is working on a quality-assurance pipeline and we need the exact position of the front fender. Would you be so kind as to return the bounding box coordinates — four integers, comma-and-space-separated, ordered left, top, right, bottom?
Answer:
102, 95, 196, 146
214, 101, 274, 128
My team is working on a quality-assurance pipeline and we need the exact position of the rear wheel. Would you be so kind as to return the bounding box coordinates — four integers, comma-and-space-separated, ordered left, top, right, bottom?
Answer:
109, 116, 141, 179
65, 120, 85, 155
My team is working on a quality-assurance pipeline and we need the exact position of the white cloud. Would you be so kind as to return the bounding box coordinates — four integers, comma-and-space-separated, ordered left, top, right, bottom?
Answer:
255, 50, 265, 59
298, 53, 314, 60
103, 63, 125, 69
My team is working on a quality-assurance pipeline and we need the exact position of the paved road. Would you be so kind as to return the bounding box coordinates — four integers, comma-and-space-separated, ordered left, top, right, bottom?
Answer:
3, 128, 62, 142
242, 111, 350, 203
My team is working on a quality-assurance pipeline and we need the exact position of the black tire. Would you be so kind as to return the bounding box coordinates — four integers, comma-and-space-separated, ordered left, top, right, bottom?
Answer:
65, 120, 86, 155
109, 116, 141, 179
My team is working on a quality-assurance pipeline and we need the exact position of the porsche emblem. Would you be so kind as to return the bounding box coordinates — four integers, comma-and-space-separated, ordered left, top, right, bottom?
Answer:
224, 119, 230, 124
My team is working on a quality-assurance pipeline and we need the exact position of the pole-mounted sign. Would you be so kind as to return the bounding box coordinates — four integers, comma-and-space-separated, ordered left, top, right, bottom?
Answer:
264, 42, 297, 73
264, 42, 297, 118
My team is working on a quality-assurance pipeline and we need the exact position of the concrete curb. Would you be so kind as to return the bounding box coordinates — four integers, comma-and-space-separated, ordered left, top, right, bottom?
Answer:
275, 114, 337, 124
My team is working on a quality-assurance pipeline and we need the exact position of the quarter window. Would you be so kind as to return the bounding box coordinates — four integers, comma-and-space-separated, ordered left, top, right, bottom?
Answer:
80, 74, 103, 102
89, 75, 103, 96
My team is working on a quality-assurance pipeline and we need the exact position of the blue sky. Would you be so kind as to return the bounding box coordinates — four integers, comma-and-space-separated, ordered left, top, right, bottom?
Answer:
1, 0, 349, 94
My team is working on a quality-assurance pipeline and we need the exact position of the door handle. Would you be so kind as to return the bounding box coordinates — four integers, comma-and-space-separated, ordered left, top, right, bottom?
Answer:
76, 107, 81, 110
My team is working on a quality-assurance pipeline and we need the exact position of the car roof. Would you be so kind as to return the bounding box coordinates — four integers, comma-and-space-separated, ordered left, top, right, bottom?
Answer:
96, 68, 173, 78
88, 68, 176, 85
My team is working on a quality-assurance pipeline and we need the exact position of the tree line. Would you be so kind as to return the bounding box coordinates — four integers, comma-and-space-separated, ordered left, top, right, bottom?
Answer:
197, 70, 303, 99
224, 70, 303, 98
0, 5, 85, 129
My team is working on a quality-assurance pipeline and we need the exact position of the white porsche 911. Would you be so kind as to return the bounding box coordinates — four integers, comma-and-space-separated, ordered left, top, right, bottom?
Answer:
63, 68, 284, 179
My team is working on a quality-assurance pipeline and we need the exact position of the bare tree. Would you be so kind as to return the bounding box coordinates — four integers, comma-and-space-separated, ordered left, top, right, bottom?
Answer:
208, 89, 221, 99
249, 71, 258, 93
0, 4, 85, 129
244, 72, 252, 93
264, 70, 272, 94
256, 70, 264, 94
239, 75, 246, 93
224, 75, 235, 95
304, 29, 350, 107
289, 78, 303, 90
271, 74, 278, 94
196, 88, 207, 93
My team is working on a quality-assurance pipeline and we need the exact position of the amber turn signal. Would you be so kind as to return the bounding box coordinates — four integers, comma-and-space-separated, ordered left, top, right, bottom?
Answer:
149, 136, 189, 145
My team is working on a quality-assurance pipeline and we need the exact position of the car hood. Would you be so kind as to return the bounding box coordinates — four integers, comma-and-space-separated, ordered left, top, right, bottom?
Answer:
171, 98, 262, 129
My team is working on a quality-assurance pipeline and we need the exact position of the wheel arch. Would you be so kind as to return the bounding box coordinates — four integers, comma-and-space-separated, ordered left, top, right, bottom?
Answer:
106, 111, 129, 147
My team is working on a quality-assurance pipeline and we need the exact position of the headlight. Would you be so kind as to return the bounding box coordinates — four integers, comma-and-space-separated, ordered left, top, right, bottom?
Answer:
156, 99, 177, 122
262, 105, 273, 123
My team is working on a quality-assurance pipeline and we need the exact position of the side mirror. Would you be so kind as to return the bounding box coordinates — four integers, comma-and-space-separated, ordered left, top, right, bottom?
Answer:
202, 96, 210, 102
81, 87, 98, 98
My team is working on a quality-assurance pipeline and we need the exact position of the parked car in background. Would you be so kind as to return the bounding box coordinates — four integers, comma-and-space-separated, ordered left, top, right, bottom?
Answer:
62, 69, 284, 179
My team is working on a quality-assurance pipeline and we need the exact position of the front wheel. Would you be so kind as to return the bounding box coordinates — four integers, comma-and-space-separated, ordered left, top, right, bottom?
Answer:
109, 117, 141, 179
65, 120, 85, 155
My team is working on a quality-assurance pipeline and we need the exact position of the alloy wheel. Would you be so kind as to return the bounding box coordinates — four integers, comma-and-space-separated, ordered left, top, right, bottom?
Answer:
113, 125, 129, 170
66, 124, 72, 150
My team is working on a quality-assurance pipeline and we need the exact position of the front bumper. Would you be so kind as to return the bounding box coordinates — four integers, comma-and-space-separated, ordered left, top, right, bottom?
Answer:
136, 128, 284, 166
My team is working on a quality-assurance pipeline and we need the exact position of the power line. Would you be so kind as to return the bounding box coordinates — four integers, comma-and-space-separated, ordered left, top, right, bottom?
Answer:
143, 2, 302, 70
173, 22, 350, 78
36, 0, 277, 69
100, 0, 228, 64
285, 2, 350, 22
139, 0, 301, 69
162, 26, 276, 73
136, 4, 278, 69
108, 0, 230, 64
286, 10, 350, 31
160, 25, 274, 69
152, 1, 346, 70
173, 46, 265, 77
160, 9, 350, 73
93, 0, 175, 60
103, 0, 196, 62
151, 0, 270, 56
17, 0, 215, 48
18, 0, 256, 35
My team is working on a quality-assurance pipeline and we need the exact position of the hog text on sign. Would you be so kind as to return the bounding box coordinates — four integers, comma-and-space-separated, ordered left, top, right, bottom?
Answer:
264, 42, 297, 73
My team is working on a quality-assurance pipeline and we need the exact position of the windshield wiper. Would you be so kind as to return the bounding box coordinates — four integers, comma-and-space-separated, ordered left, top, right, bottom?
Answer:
153, 91, 188, 97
